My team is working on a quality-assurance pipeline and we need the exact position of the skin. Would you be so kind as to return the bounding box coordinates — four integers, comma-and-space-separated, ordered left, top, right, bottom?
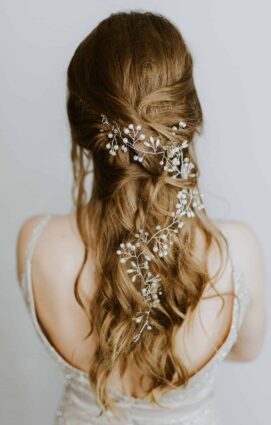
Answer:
16, 212, 267, 395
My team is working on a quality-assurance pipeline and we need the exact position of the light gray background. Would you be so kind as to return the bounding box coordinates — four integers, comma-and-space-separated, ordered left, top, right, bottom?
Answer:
0, 1, 270, 424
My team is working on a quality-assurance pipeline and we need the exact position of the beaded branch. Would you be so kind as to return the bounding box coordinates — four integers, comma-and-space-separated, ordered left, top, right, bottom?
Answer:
100, 114, 197, 179
116, 188, 204, 342
100, 113, 204, 342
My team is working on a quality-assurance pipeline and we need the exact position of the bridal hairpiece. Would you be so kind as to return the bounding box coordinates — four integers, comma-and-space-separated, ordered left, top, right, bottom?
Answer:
100, 113, 204, 342
100, 113, 197, 179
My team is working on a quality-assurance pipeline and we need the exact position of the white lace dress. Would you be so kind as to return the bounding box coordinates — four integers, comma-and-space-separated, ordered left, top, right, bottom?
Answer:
20, 215, 251, 425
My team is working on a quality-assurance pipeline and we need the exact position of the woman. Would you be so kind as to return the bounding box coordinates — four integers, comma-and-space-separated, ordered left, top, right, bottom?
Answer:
16, 11, 266, 425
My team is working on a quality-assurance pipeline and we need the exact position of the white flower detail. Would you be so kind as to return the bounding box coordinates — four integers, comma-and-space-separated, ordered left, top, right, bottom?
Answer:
116, 188, 204, 342
101, 114, 196, 179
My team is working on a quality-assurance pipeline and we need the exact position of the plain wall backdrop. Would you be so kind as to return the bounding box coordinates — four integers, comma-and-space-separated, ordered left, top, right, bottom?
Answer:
0, 1, 270, 424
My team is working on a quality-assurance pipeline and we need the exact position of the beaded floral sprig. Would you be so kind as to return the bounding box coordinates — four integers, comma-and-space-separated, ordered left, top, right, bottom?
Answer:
116, 188, 204, 342
100, 114, 197, 179
99, 113, 204, 342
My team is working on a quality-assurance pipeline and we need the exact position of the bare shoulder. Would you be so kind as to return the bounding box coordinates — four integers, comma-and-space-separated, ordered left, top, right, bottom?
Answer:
214, 219, 263, 262
214, 219, 265, 296
211, 219, 267, 360
193, 219, 260, 292
214, 218, 260, 243
16, 212, 85, 287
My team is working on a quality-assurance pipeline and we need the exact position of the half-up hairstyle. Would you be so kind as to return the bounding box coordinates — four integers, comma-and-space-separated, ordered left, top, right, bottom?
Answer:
66, 10, 228, 418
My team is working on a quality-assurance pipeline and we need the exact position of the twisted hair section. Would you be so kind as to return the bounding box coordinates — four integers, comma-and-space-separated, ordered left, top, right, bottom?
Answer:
67, 11, 228, 417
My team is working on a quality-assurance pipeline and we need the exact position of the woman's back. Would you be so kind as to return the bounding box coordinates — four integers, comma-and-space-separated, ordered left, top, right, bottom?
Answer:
17, 212, 262, 401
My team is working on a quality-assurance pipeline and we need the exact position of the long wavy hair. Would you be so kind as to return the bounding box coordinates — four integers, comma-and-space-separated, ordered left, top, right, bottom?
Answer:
66, 11, 228, 418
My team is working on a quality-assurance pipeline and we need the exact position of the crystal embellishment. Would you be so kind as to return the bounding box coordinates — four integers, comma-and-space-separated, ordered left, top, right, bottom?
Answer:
101, 114, 197, 179
116, 188, 205, 342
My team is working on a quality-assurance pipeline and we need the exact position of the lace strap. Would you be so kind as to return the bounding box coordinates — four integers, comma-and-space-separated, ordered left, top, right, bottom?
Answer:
227, 239, 251, 330
21, 214, 53, 307
23, 215, 53, 268
20, 214, 71, 373
20, 214, 89, 377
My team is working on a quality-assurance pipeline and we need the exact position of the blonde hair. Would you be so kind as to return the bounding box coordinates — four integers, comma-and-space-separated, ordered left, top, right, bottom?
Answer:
66, 10, 227, 417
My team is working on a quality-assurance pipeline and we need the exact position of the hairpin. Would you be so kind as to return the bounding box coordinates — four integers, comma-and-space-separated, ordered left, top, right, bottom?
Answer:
100, 114, 197, 179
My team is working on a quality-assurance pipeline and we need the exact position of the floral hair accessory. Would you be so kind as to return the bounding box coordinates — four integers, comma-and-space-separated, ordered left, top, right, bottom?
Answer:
100, 114, 197, 179
100, 113, 204, 342
117, 187, 204, 343
117, 189, 204, 342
